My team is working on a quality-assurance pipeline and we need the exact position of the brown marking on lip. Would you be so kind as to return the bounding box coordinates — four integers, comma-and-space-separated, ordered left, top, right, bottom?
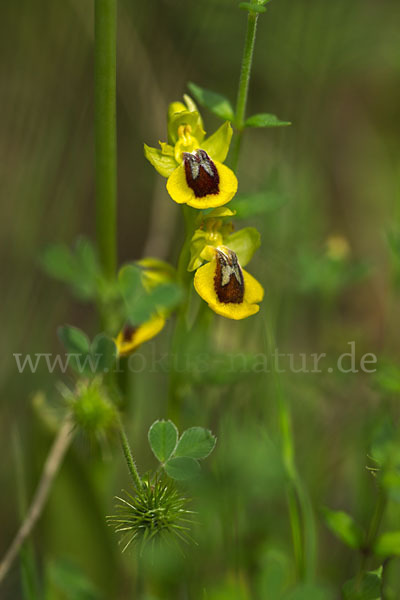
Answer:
214, 248, 244, 304
122, 324, 137, 342
183, 149, 220, 198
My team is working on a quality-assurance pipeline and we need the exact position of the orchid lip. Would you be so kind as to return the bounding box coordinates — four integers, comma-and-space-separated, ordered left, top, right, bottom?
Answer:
183, 149, 220, 198
214, 248, 244, 304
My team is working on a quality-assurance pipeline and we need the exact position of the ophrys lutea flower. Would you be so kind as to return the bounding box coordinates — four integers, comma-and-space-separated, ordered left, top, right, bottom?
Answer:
114, 258, 178, 356
114, 316, 166, 356
144, 97, 238, 209
194, 245, 264, 319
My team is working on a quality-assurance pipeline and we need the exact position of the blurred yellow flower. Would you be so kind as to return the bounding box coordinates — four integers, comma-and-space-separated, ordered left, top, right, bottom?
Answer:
194, 246, 264, 319
326, 235, 351, 261
115, 316, 166, 356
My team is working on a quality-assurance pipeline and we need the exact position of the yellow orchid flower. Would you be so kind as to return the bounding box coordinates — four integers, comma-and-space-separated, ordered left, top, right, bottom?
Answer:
194, 245, 264, 320
166, 148, 237, 209
144, 97, 238, 209
115, 316, 166, 356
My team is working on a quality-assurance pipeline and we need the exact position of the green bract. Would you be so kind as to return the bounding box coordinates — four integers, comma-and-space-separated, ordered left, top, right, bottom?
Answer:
144, 95, 234, 178
201, 121, 233, 163
189, 223, 261, 272
167, 95, 205, 144
143, 143, 177, 177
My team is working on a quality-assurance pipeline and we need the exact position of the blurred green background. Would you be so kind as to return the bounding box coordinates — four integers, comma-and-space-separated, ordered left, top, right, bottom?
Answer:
1, 0, 400, 598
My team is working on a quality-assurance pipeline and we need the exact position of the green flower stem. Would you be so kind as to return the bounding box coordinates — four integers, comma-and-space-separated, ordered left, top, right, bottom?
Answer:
118, 418, 142, 491
167, 206, 197, 426
95, 0, 117, 282
231, 11, 259, 171
264, 315, 317, 581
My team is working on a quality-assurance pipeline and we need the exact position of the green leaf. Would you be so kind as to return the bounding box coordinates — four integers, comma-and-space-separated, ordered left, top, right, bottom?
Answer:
129, 283, 182, 325
144, 143, 177, 177
245, 113, 291, 128
322, 508, 363, 549
225, 227, 261, 267
374, 530, 400, 557
148, 420, 178, 463
58, 327, 110, 376
40, 237, 100, 300
342, 569, 382, 600
239, 2, 266, 13
202, 121, 233, 163
40, 243, 76, 282
229, 190, 288, 218
119, 264, 143, 302
146, 282, 183, 313
119, 265, 182, 325
188, 82, 234, 121
164, 456, 201, 480
90, 334, 117, 374
58, 325, 90, 356
175, 427, 216, 459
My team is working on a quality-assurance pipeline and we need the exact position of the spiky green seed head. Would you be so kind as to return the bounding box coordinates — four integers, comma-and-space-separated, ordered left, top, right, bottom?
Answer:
107, 476, 196, 554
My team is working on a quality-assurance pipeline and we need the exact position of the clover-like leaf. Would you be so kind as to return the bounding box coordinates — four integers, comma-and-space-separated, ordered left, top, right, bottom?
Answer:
148, 420, 179, 463
91, 334, 117, 374
164, 457, 201, 480
41, 237, 101, 301
58, 325, 92, 375
58, 325, 90, 357
119, 264, 182, 325
175, 427, 216, 459
322, 508, 363, 549
188, 82, 234, 121
245, 113, 291, 128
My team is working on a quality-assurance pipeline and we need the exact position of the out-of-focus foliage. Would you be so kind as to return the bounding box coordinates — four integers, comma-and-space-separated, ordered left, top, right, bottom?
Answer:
2, 0, 400, 598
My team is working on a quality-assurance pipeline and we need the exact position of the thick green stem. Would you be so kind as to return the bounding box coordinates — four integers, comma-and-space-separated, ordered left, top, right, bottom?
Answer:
118, 419, 142, 491
231, 12, 259, 171
95, 0, 117, 281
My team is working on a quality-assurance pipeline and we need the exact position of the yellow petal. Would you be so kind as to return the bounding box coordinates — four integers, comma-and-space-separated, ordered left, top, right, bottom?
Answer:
193, 260, 263, 320
115, 316, 166, 356
243, 270, 264, 304
166, 161, 238, 209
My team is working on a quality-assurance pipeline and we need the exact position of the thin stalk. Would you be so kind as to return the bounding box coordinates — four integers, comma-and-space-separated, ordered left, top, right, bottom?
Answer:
167, 206, 197, 425
381, 558, 392, 600
95, 0, 117, 281
263, 313, 317, 580
118, 418, 142, 491
231, 12, 259, 171
358, 487, 387, 576
0, 416, 73, 584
